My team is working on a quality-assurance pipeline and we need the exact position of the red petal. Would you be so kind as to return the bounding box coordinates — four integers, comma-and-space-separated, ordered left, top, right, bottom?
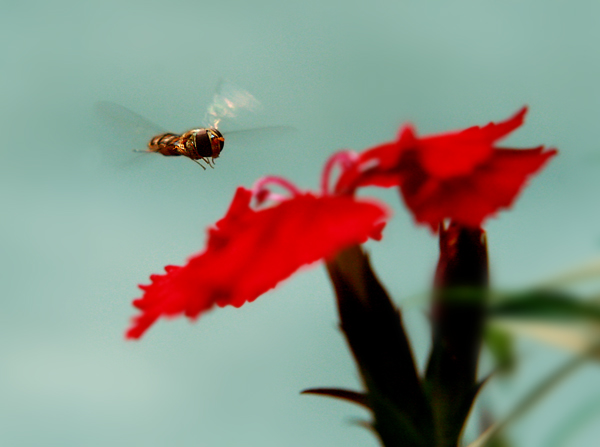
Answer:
398, 147, 557, 230
333, 140, 404, 194
126, 188, 388, 339
462, 106, 528, 143
332, 107, 555, 231
418, 138, 492, 179
419, 107, 528, 179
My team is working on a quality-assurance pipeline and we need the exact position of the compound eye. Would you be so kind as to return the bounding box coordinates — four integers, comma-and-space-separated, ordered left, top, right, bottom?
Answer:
194, 129, 213, 158
211, 129, 225, 157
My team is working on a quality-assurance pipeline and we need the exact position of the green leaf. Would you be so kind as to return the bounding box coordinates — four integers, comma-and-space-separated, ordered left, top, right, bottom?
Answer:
466, 341, 600, 447
484, 326, 515, 375
490, 319, 600, 359
490, 290, 600, 323
300, 388, 368, 408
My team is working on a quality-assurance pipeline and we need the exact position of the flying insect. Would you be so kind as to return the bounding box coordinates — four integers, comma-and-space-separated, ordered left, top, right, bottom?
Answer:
96, 82, 291, 169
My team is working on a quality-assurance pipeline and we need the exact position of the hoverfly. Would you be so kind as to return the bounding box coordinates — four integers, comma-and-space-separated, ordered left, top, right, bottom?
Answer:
96, 82, 292, 169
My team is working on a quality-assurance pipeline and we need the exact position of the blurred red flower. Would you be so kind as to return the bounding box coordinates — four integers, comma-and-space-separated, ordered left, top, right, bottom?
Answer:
335, 107, 557, 231
126, 181, 388, 339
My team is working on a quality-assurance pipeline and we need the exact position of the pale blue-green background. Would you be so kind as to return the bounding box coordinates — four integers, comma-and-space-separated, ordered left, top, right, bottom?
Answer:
1, 0, 600, 446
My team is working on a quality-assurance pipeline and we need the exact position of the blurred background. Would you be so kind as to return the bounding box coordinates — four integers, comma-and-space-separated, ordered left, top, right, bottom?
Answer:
1, 0, 599, 446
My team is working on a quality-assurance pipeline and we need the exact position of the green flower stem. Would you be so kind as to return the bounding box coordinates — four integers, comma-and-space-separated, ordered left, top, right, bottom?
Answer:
326, 245, 435, 446
425, 223, 489, 447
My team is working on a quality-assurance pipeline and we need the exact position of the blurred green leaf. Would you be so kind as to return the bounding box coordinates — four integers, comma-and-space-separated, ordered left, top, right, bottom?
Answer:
490, 319, 599, 357
488, 288, 600, 358
490, 290, 600, 323
484, 326, 515, 375
466, 342, 600, 447
476, 408, 513, 447
484, 437, 512, 447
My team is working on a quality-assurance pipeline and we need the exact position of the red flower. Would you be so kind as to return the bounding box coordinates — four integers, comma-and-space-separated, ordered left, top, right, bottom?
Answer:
335, 107, 557, 231
126, 108, 556, 338
126, 177, 388, 339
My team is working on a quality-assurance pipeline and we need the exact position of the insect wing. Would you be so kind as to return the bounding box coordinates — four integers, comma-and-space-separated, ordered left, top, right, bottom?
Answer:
222, 125, 296, 146
203, 81, 261, 129
95, 101, 166, 152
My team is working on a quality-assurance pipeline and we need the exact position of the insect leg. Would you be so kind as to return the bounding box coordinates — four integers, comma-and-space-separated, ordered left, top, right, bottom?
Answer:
203, 157, 215, 169
191, 159, 207, 170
